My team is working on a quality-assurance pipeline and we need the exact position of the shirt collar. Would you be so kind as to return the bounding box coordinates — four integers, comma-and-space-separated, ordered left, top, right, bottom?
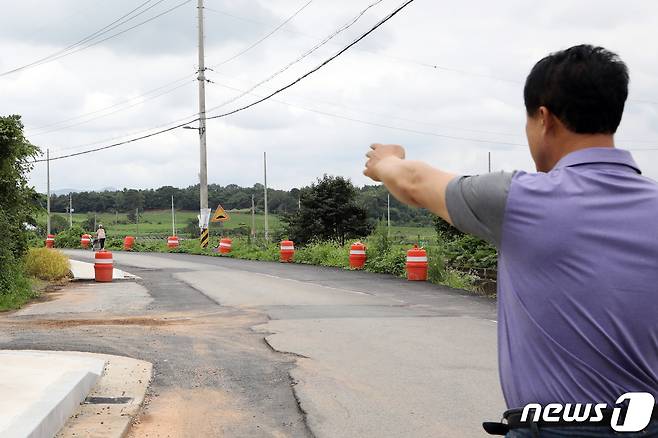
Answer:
553, 147, 641, 174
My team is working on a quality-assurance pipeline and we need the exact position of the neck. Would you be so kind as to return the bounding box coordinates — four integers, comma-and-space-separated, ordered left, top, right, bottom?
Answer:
546, 134, 615, 170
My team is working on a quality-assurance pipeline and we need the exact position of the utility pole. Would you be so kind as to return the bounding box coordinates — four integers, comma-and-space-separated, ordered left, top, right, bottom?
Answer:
488, 151, 491, 173
46, 149, 51, 235
171, 195, 176, 236
251, 194, 256, 238
136, 208, 139, 236
387, 192, 391, 238
197, 0, 210, 248
94, 213, 97, 231
263, 152, 269, 242
69, 193, 73, 228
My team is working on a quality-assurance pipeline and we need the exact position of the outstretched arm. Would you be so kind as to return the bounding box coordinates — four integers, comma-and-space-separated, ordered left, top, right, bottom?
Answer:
363, 143, 456, 223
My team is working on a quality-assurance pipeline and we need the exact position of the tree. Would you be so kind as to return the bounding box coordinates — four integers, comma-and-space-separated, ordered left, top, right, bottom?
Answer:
284, 175, 372, 245
127, 209, 141, 224
49, 214, 69, 234
0, 115, 40, 299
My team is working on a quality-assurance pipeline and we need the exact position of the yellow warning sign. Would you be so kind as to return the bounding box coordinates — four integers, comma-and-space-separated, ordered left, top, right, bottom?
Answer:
211, 204, 230, 222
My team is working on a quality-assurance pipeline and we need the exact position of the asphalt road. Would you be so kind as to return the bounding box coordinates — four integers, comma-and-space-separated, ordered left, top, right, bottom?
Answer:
0, 249, 504, 437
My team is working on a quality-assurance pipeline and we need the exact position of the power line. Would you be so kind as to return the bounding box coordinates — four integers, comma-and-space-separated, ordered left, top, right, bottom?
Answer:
1, 0, 158, 76
32, 0, 192, 69
33, 118, 198, 162
32, 0, 415, 162
206, 80, 527, 147
1, 0, 190, 77
27, 79, 194, 136
23, 0, 310, 136
206, 0, 414, 120
29, 0, 658, 161
205, 0, 387, 114
208, 77, 527, 140
57, 0, 167, 57
205, 5, 521, 85
208, 0, 315, 70
27, 74, 194, 132
44, 110, 201, 155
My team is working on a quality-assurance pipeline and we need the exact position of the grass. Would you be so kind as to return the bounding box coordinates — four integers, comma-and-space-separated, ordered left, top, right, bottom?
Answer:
1, 249, 71, 311
24, 248, 71, 281
38, 210, 282, 236
38, 210, 436, 242
0, 274, 36, 311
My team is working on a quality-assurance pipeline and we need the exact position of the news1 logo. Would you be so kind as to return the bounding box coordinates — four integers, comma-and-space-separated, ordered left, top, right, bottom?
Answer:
521, 393, 655, 432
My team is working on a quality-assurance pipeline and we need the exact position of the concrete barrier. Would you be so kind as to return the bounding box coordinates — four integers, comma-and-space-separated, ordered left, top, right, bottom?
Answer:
0, 350, 106, 438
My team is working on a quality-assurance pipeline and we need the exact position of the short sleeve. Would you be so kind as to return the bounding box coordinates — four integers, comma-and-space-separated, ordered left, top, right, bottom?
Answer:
445, 171, 514, 247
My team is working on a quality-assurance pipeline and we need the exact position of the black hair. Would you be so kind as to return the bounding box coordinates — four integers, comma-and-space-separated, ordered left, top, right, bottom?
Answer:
524, 44, 629, 134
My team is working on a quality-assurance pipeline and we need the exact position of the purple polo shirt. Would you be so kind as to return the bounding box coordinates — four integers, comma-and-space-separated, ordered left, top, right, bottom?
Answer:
447, 147, 658, 409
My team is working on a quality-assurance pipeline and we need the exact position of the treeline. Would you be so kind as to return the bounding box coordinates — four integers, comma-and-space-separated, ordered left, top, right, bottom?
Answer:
43, 182, 434, 226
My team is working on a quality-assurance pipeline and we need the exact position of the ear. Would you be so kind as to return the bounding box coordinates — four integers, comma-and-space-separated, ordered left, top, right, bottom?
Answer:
538, 106, 556, 134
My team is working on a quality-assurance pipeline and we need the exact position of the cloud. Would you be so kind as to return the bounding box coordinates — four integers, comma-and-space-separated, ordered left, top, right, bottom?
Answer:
1, 0, 657, 195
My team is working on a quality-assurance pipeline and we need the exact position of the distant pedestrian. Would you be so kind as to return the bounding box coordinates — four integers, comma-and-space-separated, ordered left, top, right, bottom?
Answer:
364, 44, 658, 436
96, 224, 106, 250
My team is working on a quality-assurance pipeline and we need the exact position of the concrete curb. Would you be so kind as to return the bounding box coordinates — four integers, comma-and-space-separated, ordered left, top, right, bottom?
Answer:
0, 350, 106, 438
68, 259, 140, 281
56, 352, 153, 438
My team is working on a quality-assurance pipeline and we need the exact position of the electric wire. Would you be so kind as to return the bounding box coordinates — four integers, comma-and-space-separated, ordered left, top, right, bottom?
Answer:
44, 110, 201, 155
30, 0, 193, 68
205, 74, 525, 139
204, 0, 386, 113
33, 119, 197, 162
33, 0, 415, 162
54, 0, 166, 58
27, 74, 194, 132
23, 0, 310, 135
34, 0, 658, 162
1, 0, 158, 76
205, 5, 521, 84
207, 0, 315, 70
209, 81, 528, 146
0, 0, 190, 77
205, 0, 414, 120
27, 79, 194, 137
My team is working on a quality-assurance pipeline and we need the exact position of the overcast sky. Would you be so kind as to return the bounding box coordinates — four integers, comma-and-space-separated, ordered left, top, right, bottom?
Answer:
2, 0, 658, 194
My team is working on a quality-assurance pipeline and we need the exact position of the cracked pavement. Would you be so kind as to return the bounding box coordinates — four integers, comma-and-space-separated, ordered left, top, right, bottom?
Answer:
0, 250, 504, 437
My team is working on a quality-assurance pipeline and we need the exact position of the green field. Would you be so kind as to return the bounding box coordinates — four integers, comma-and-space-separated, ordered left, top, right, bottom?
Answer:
40, 210, 283, 237
39, 210, 436, 243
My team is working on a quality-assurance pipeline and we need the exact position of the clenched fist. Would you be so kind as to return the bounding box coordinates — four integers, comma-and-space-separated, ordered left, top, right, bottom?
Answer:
363, 143, 406, 182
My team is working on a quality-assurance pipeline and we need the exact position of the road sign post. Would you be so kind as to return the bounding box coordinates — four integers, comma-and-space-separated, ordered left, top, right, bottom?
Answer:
198, 208, 211, 248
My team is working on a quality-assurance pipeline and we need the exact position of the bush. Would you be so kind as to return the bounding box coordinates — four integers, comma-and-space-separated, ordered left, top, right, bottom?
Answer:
54, 225, 86, 248
105, 237, 124, 251
426, 245, 446, 284
364, 245, 407, 277
444, 234, 497, 270
441, 268, 478, 291
296, 241, 349, 268
132, 239, 167, 252
228, 238, 279, 261
1, 115, 40, 310
24, 248, 70, 281
0, 260, 35, 311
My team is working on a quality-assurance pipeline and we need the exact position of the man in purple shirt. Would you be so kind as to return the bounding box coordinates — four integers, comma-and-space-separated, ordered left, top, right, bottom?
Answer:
364, 44, 658, 437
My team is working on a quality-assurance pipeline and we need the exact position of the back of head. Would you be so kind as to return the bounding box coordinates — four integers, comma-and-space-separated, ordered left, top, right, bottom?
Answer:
524, 44, 629, 135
